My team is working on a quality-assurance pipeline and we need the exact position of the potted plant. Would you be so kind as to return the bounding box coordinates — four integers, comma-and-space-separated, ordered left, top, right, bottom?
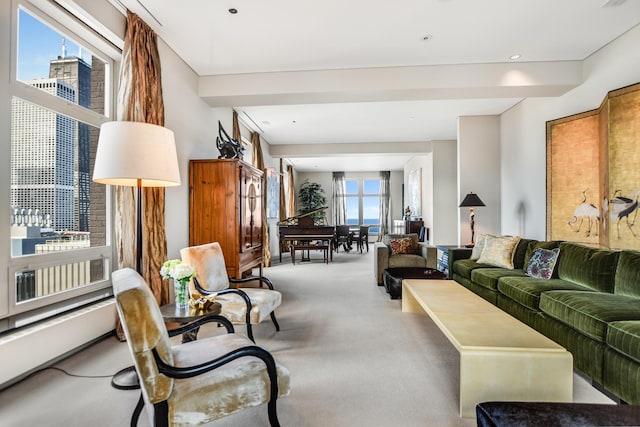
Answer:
297, 179, 327, 223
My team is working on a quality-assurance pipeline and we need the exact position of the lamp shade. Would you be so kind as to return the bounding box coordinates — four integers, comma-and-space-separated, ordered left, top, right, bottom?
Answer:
459, 192, 485, 207
93, 121, 180, 187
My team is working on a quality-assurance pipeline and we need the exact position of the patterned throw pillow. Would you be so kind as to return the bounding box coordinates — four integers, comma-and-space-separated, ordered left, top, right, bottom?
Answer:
477, 235, 521, 269
526, 247, 560, 279
389, 237, 416, 255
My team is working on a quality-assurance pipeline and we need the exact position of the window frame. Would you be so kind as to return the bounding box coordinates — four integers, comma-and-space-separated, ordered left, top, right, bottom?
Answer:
344, 177, 381, 234
2, 0, 119, 324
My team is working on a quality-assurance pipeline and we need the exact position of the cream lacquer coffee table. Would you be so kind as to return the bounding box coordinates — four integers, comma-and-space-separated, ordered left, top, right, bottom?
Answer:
402, 279, 573, 418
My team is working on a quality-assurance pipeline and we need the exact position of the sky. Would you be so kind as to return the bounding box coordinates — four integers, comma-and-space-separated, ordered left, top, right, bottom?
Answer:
17, 8, 92, 81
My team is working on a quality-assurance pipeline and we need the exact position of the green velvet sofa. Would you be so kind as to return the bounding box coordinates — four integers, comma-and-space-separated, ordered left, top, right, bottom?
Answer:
448, 239, 640, 405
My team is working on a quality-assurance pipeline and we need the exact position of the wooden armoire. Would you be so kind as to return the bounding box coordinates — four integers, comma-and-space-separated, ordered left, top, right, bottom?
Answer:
189, 159, 264, 279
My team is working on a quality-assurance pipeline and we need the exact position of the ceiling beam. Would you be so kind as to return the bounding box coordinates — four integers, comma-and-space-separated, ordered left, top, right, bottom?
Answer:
199, 61, 583, 107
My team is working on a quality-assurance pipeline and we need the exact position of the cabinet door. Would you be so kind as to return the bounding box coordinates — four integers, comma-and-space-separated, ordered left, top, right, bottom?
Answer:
240, 166, 263, 252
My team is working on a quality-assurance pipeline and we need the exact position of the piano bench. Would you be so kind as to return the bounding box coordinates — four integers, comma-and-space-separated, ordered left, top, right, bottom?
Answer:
291, 244, 329, 265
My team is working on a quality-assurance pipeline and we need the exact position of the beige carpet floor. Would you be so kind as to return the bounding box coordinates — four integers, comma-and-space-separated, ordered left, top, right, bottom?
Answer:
0, 246, 614, 426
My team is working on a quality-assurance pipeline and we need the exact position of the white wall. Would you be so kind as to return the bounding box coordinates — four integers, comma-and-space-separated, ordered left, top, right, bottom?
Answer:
431, 140, 458, 244
458, 116, 501, 245
161, 41, 222, 259
500, 25, 640, 240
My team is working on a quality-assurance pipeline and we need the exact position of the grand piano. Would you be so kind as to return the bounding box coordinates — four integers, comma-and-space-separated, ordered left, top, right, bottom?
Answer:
278, 208, 335, 263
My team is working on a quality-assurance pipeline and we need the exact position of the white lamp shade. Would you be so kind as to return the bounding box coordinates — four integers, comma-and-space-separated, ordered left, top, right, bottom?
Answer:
93, 121, 181, 187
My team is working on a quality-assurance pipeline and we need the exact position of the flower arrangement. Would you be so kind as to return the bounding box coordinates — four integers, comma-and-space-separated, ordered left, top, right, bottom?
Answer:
160, 259, 195, 307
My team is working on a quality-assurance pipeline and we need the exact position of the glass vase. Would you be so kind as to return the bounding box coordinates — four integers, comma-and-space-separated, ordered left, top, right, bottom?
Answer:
174, 279, 190, 308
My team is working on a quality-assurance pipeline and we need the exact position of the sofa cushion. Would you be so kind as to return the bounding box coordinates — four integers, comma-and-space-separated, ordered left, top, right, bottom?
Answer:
512, 238, 537, 270
556, 242, 619, 293
470, 234, 490, 260
540, 291, 640, 342
388, 254, 426, 269
471, 267, 527, 292
523, 240, 563, 271
477, 235, 521, 269
389, 237, 415, 255
452, 259, 491, 280
607, 321, 640, 364
383, 233, 419, 254
526, 247, 560, 279
498, 276, 592, 311
615, 250, 640, 298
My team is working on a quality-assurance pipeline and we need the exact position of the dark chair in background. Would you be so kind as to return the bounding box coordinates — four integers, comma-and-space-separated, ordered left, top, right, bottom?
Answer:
334, 225, 353, 252
355, 225, 370, 253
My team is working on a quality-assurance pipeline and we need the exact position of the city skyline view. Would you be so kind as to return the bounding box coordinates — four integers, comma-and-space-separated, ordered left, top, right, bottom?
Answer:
18, 8, 92, 82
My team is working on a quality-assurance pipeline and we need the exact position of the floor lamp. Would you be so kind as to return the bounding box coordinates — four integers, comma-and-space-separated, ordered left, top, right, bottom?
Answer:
93, 121, 181, 389
459, 192, 485, 248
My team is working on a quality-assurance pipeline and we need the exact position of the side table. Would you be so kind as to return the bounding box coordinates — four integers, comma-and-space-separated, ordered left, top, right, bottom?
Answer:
436, 245, 472, 278
160, 302, 223, 343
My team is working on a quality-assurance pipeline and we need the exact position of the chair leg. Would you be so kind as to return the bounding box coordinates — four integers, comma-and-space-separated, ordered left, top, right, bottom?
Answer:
270, 311, 281, 331
246, 322, 255, 342
131, 393, 144, 427
268, 397, 281, 427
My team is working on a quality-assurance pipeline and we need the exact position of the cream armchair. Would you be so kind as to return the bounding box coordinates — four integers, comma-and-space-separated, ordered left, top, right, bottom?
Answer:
373, 233, 437, 284
112, 268, 290, 427
181, 242, 281, 342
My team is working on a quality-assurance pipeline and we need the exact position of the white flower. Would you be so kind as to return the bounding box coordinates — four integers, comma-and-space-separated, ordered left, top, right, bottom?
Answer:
160, 259, 194, 282
172, 263, 194, 281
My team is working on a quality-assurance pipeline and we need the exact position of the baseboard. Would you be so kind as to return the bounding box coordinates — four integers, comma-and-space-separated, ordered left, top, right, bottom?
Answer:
0, 299, 116, 389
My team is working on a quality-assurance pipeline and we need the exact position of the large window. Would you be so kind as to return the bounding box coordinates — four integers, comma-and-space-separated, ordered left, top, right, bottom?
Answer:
2, 3, 117, 331
345, 178, 380, 233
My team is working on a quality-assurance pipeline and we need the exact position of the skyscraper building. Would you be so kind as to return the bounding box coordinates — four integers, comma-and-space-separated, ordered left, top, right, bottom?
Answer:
11, 79, 76, 232
10, 54, 92, 234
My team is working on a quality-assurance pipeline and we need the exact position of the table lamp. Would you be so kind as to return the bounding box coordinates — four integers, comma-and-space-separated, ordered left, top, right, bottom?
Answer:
459, 192, 485, 248
93, 121, 180, 389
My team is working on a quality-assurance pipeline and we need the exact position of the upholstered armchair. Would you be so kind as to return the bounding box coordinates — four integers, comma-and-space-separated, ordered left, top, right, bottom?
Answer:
180, 242, 281, 343
112, 268, 290, 427
373, 233, 437, 284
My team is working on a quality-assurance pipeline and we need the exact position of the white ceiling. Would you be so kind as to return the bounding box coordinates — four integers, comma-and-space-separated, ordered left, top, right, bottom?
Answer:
117, 0, 640, 171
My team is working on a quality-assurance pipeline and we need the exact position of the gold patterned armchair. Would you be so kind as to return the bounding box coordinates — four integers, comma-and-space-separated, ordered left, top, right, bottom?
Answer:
180, 242, 282, 342
112, 268, 290, 427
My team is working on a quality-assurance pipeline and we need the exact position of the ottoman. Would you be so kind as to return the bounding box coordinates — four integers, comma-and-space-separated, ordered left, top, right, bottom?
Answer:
382, 267, 446, 299
476, 401, 640, 427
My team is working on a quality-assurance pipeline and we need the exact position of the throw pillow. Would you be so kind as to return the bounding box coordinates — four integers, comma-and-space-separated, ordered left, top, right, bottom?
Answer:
389, 237, 415, 255
470, 234, 490, 260
477, 235, 521, 269
526, 247, 560, 279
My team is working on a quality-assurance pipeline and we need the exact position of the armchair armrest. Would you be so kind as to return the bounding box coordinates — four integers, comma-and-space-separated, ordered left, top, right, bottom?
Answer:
417, 243, 438, 269
152, 344, 280, 422
447, 248, 473, 277
230, 275, 275, 290
374, 242, 390, 284
167, 315, 234, 338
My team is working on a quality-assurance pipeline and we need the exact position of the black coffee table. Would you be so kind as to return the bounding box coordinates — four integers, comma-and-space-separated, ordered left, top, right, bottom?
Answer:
382, 267, 446, 299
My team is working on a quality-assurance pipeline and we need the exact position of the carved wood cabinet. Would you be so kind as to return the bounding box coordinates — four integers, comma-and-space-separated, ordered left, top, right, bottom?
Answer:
189, 159, 263, 278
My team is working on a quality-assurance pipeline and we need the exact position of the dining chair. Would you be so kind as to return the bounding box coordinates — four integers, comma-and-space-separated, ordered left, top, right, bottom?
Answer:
356, 225, 370, 253
334, 225, 353, 252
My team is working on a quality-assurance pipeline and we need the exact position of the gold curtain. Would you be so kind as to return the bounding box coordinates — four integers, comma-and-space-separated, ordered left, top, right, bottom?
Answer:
287, 165, 296, 220
279, 159, 289, 253
279, 159, 286, 223
232, 110, 241, 144
115, 10, 169, 339
251, 132, 271, 267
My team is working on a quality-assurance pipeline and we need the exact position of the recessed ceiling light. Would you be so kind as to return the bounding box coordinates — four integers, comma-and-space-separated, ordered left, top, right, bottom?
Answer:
228, 8, 238, 14
509, 54, 521, 60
